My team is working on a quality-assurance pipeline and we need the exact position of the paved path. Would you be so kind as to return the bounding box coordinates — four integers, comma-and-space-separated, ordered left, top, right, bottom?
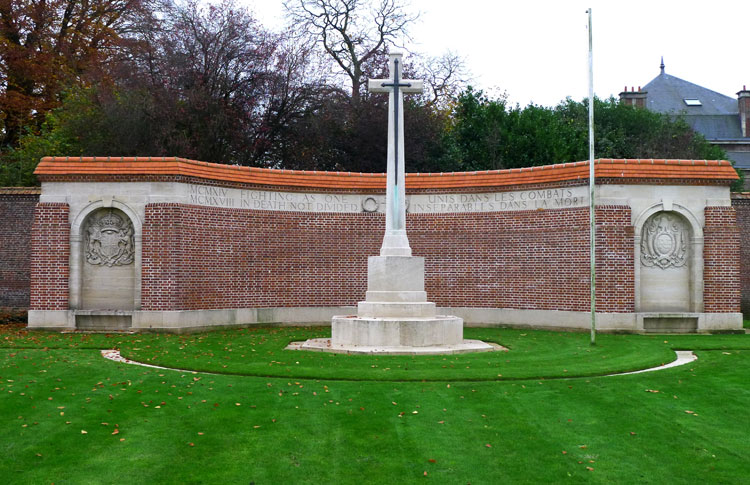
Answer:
100, 349, 698, 379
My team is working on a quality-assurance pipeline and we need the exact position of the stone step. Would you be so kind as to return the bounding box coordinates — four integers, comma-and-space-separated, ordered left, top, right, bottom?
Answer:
358, 301, 436, 318
332, 315, 464, 347
643, 316, 698, 333
76, 314, 132, 331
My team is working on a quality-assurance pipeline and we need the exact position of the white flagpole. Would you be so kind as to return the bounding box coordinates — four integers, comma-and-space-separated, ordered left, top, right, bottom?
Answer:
587, 8, 596, 345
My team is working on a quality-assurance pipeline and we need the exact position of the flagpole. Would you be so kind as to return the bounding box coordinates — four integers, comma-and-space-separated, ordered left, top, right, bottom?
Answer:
587, 8, 596, 345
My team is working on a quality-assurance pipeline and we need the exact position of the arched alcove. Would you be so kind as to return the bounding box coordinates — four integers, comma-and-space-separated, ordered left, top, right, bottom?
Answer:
79, 208, 136, 310
638, 211, 693, 312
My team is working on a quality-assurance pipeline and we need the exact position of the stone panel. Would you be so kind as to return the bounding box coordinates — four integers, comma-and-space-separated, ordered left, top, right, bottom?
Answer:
80, 208, 136, 310
640, 211, 692, 312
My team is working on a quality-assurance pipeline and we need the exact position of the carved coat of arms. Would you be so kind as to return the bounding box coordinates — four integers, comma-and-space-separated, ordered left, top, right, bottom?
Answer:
640, 213, 688, 269
84, 210, 135, 267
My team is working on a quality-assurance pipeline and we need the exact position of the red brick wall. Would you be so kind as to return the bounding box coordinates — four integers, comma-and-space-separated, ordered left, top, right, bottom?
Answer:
141, 203, 633, 312
731, 196, 750, 316
594, 207, 636, 312
30, 203, 70, 310
703, 206, 741, 313
0, 192, 39, 308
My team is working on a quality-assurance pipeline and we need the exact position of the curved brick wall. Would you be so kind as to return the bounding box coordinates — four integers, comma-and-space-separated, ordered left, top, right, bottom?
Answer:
139, 204, 635, 312
27, 157, 742, 330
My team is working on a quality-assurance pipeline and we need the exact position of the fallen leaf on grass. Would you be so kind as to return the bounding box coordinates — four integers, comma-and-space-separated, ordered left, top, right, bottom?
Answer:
428, 459, 436, 463
645, 389, 660, 393
485, 444, 492, 448
81, 430, 87, 434
112, 429, 119, 435
586, 467, 594, 471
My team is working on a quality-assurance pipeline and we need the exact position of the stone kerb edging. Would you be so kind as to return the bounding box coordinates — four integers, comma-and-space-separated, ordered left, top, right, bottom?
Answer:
100, 349, 698, 379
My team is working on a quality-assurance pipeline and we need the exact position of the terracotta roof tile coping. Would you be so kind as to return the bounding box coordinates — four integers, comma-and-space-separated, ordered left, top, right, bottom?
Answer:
35, 156, 738, 189
0, 187, 42, 194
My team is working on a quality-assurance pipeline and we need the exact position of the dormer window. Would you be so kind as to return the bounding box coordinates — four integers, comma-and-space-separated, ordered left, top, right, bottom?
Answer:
684, 98, 702, 106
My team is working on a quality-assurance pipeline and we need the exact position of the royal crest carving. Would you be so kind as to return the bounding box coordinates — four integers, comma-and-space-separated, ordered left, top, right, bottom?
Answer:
84, 210, 135, 267
640, 213, 688, 269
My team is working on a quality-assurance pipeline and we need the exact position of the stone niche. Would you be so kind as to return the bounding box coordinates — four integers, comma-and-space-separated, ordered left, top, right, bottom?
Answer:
638, 210, 699, 332
80, 208, 136, 312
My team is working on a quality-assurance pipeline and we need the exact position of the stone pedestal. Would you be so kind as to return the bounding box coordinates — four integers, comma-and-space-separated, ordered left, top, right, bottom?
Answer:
294, 254, 495, 355
333, 255, 464, 347
289, 52, 494, 355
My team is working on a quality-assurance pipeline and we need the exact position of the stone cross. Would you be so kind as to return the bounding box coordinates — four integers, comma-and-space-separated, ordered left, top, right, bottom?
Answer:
368, 52, 423, 256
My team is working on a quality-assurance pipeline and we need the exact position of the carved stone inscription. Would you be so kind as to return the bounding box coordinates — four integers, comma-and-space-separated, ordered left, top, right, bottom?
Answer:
188, 184, 360, 212
410, 188, 586, 213
641, 212, 689, 269
84, 209, 135, 267
186, 184, 588, 214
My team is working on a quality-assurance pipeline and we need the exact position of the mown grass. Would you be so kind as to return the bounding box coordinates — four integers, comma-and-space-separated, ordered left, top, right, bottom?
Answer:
2, 325, 750, 483
6, 325, 745, 381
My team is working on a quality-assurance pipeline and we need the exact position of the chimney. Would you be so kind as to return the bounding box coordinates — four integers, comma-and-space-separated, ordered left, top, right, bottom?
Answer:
619, 86, 648, 109
739, 85, 750, 138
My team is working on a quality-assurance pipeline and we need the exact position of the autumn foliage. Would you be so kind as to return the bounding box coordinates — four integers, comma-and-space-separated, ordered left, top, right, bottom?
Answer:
0, 0, 149, 145
0, 0, 735, 187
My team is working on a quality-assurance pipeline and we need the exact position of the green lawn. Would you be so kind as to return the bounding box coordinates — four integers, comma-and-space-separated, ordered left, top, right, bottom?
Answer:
2, 324, 750, 483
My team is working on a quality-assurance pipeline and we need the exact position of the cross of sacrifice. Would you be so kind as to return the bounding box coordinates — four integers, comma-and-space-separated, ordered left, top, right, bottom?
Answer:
368, 52, 423, 245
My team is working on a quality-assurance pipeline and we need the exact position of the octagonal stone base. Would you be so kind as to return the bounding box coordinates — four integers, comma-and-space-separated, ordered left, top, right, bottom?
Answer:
332, 315, 463, 346
289, 337, 500, 355
285, 314, 497, 355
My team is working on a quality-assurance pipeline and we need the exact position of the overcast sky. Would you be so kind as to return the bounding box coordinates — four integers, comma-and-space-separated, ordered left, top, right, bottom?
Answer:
244, 0, 750, 107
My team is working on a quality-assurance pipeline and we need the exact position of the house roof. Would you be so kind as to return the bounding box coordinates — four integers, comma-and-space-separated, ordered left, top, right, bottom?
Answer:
727, 151, 750, 169
643, 71, 738, 116
685, 115, 743, 140
33, 157, 739, 189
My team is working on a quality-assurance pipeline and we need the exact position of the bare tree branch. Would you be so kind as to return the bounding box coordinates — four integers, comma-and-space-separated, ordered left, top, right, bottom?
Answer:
284, 0, 418, 101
